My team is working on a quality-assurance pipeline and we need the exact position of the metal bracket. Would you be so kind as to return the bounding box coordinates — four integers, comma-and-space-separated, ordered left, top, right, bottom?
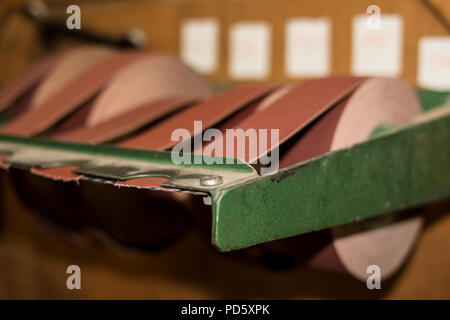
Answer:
0, 136, 257, 193
210, 106, 450, 251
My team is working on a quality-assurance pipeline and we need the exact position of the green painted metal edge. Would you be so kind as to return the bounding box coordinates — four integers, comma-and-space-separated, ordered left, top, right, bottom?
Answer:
211, 106, 450, 251
0, 134, 253, 174
416, 88, 449, 111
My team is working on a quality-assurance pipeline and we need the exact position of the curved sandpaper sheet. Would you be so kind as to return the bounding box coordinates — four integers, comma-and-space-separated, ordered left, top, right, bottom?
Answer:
1, 47, 115, 127
201, 76, 366, 163
29, 47, 115, 111
85, 54, 213, 127
0, 52, 63, 113
119, 83, 279, 150
47, 54, 214, 142
52, 97, 198, 144
0, 51, 146, 136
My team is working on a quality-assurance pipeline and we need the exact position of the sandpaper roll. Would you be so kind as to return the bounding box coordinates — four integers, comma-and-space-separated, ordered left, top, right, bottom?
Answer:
309, 78, 423, 281
186, 76, 423, 281
261, 78, 423, 280
56, 84, 277, 247
74, 84, 277, 248
13, 49, 278, 249
23, 57, 276, 248
1, 48, 215, 247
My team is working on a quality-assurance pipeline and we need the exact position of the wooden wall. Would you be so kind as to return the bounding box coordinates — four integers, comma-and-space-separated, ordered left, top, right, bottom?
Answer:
0, 0, 448, 85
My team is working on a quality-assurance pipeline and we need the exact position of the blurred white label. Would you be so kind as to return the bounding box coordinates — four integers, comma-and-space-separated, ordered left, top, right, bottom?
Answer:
229, 22, 271, 79
352, 14, 403, 77
180, 18, 219, 74
285, 18, 331, 77
417, 36, 450, 91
